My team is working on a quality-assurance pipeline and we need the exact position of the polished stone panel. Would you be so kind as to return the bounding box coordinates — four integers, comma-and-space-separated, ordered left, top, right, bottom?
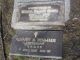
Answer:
10, 30, 63, 59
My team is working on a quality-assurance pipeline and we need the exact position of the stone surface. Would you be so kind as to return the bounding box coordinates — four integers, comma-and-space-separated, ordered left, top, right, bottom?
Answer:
10, 30, 63, 59
65, 0, 70, 21
11, 0, 67, 30
19, 5, 61, 22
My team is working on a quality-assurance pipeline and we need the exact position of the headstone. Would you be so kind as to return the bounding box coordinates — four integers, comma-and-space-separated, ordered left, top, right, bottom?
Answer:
11, 0, 70, 30
10, 0, 70, 59
10, 30, 63, 59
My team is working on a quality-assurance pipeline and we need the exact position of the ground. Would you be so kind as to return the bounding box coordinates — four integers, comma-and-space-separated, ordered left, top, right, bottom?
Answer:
0, 0, 80, 60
